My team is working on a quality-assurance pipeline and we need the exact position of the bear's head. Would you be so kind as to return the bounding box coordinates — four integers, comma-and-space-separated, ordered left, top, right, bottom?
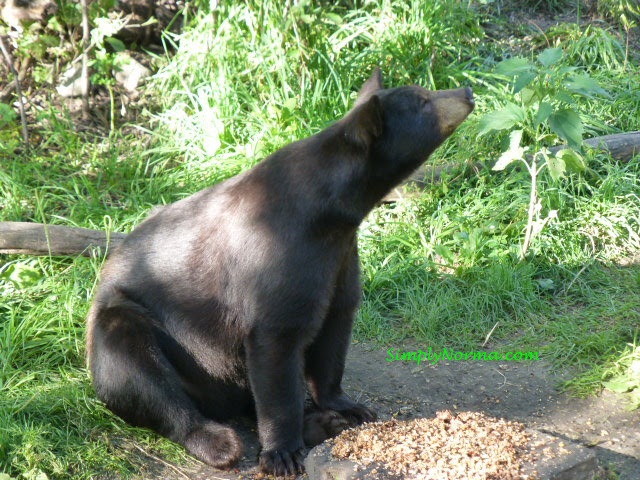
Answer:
344, 68, 474, 184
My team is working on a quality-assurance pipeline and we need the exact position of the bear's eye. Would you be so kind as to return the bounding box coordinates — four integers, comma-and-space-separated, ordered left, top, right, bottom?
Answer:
421, 98, 431, 110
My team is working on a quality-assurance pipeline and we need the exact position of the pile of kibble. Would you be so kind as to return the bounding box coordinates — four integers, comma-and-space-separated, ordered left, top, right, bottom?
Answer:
331, 410, 539, 480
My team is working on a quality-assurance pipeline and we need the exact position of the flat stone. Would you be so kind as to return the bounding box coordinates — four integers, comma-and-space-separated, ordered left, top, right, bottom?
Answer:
304, 429, 597, 480
304, 442, 400, 480
523, 430, 598, 480
56, 63, 84, 98
113, 53, 151, 93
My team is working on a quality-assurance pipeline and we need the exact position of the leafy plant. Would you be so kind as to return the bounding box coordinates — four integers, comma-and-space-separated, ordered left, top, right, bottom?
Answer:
88, 13, 129, 133
0, 103, 20, 155
0, 261, 43, 290
478, 47, 609, 259
0, 103, 17, 127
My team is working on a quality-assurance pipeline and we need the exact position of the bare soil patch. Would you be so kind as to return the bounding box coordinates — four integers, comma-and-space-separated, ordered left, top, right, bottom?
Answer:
120, 342, 639, 480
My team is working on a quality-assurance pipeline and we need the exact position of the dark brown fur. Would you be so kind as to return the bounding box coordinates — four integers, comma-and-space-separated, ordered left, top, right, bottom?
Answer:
86, 69, 474, 476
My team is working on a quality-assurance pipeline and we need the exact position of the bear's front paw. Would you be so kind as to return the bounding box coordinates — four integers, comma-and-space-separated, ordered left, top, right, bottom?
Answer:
320, 393, 377, 426
303, 409, 350, 446
259, 447, 306, 477
337, 402, 377, 426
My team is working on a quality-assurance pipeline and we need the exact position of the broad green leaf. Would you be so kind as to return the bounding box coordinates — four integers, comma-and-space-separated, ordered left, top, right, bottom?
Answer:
453, 231, 469, 241
105, 36, 126, 52
514, 71, 536, 93
47, 16, 65, 32
557, 65, 579, 75
92, 17, 127, 42
534, 102, 553, 126
282, 97, 297, 111
26, 470, 49, 480
538, 47, 563, 67
495, 57, 535, 77
493, 129, 525, 171
299, 13, 314, 24
520, 87, 537, 106
565, 74, 611, 98
434, 244, 454, 263
140, 17, 159, 27
324, 13, 343, 24
603, 377, 637, 393
477, 102, 525, 136
546, 154, 566, 181
536, 278, 555, 290
556, 91, 575, 104
555, 149, 586, 173
549, 109, 583, 148
0, 263, 42, 289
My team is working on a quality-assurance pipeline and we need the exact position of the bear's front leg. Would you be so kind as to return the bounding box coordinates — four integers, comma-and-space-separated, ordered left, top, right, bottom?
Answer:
304, 246, 377, 426
245, 331, 307, 476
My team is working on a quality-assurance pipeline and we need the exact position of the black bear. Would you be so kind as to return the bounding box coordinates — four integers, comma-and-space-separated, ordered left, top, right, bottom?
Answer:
86, 69, 474, 476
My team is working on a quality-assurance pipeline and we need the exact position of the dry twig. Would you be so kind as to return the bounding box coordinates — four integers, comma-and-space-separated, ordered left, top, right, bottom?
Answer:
131, 444, 191, 480
80, 0, 91, 120
0, 35, 29, 147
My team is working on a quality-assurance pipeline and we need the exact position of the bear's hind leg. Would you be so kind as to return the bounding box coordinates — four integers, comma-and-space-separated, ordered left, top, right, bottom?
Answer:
87, 299, 243, 469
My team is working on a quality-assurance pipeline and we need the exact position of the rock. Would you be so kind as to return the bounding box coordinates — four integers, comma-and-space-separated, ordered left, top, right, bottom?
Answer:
523, 430, 598, 480
56, 63, 84, 98
113, 53, 151, 92
0, 0, 57, 29
305, 442, 401, 480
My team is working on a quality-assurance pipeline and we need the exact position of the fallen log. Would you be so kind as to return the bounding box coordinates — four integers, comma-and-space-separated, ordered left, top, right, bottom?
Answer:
562, 130, 640, 162
1, 132, 638, 257
0, 222, 126, 257
384, 130, 640, 202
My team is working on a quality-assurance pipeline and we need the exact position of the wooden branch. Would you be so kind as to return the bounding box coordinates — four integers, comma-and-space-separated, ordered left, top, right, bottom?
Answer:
0, 222, 127, 257
0, 35, 29, 147
570, 130, 640, 162
0, 57, 30, 103
1, 133, 638, 255
0, 78, 17, 103
80, 0, 91, 121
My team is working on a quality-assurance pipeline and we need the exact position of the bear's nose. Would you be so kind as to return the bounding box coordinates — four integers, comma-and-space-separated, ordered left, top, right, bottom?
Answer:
464, 87, 474, 106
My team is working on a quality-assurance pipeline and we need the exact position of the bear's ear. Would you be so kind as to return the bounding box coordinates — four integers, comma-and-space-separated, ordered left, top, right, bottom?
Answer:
354, 68, 384, 108
345, 94, 383, 149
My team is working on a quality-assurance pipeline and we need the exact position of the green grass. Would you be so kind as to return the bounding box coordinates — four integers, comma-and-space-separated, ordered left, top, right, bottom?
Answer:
1, 0, 640, 478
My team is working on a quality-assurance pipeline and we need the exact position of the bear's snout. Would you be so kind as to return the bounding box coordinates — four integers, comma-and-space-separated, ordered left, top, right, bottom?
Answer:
463, 87, 475, 107
431, 87, 475, 137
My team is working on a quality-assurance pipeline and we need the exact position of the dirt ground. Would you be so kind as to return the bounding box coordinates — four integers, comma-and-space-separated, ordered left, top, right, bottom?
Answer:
124, 341, 640, 480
